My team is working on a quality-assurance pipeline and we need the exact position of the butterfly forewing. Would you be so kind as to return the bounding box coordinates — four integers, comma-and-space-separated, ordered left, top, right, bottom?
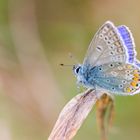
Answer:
83, 21, 128, 67
117, 25, 136, 63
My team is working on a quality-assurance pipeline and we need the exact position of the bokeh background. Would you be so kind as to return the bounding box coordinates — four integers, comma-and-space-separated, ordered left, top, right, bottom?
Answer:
0, 0, 140, 140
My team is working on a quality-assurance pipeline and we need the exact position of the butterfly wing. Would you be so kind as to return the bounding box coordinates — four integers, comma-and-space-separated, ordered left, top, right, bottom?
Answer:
83, 21, 130, 67
94, 62, 140, 95
135, 59, 140, 67
117, 25, 137, 63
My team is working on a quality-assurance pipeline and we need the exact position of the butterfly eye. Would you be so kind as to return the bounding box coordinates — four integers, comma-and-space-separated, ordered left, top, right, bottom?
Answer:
75, 67, 80, 74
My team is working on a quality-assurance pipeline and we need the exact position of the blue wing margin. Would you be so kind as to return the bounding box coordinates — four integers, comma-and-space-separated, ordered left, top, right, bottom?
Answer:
117, 25, 137, 63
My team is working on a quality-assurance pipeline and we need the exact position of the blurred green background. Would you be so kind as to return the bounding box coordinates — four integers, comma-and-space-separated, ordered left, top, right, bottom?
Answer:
0, 0, 140, 140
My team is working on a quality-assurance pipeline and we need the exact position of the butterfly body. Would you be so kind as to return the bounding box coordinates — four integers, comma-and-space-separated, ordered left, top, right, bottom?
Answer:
73, 21, 140, 96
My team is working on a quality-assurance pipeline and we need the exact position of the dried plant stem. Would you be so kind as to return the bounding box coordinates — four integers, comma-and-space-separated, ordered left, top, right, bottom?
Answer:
96, 94, 115, 140
48, 89, 98, 140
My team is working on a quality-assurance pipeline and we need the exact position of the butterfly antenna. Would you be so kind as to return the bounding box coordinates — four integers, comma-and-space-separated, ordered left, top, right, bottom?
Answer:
60, 53, 78, 67
60, 63, 73, 67
68, 53, 79, 64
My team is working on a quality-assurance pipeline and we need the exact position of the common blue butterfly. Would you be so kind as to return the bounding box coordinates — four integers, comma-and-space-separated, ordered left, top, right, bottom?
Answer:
73, 21, 140, 95
48, 21, 140, 140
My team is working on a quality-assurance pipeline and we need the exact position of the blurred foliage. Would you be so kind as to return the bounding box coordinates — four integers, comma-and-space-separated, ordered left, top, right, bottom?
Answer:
0, 0, 140, 140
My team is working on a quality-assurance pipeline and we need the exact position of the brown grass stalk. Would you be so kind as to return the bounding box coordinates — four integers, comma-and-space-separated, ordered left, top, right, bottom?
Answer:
48, 89, 98, 140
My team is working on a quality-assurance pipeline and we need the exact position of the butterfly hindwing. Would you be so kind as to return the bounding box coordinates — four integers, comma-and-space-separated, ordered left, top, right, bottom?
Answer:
94, 62, 140, 95
83, 21, 128, 67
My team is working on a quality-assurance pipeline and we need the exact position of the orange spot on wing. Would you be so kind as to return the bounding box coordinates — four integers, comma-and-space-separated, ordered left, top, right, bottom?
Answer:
134, 73, 139, 78
131, 81, 137, 87
134, 70, 138, 73
127, 65, 133, 69
126, 87, 131, 93
133, 77, 139, 82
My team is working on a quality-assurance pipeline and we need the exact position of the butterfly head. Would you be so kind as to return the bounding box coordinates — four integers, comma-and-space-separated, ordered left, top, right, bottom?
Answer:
73, 64, 82, 76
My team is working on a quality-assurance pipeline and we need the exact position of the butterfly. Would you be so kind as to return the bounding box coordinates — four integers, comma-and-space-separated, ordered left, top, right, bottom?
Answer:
73, 21, 140, 95
49, 21, 140, 140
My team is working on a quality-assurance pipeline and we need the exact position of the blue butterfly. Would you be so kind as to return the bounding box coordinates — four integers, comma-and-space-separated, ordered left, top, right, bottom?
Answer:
73, 21, 140, 95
